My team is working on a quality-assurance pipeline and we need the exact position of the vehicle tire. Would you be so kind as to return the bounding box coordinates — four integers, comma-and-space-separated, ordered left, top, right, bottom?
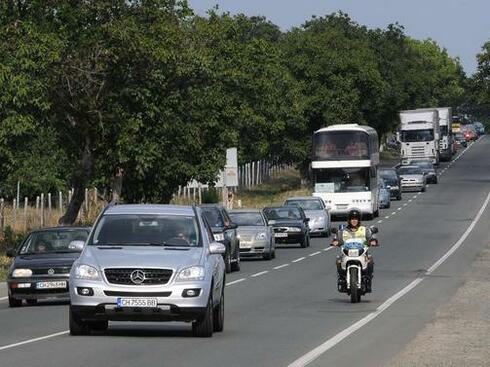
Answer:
213, 287, 224, 332
26, 299, 38, 306
306, 235, 311, 247
300, 235, 308, 248
374, 208, 379, 218
387, 201, 391, 209
90, 320, 108, 331
69, 306, 90, 335
421, 186, 426, 192
263, 252, 272, 260
8, 295, 22, 308
224, 250, 232, 274
231, 249, 240, 272
192, 294, 214, 337
271, 250, 276, 259
434, 177, 438, 184
397, 192, 402, 201
350, 268, 360, 304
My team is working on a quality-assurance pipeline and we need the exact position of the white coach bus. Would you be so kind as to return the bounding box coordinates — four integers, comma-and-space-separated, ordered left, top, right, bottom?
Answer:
311, 124, 380, 219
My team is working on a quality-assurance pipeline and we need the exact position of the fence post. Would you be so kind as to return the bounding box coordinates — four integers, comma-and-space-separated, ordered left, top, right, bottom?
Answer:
24, 197, 28, 231
0, 198, 3, 233
40, 193, 45, 228
59, 191, 63, 214
13, 198, 17, 230
48, 193, 52, 212
94, 187, 98, 206
85, 188, 89, 212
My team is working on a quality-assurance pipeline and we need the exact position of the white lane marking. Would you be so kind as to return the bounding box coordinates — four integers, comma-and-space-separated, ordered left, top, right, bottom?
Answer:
226, 278, 246, 286
408, 199, 413, 203
251, 271, 269, 278
309, 251, 321, 257
288, 191, 490, 367
391, 212, 396, 216
384, 216, 390, 219
292, 257, 306, 263
0, 297, 7, 301
274, 264, 290, 270
397, 207, 402, 211
412, 195, 417, 199
403, 203, 408, 207
0, 331, 69, 352
377, 220, 383, 224
323, 248, 332, 252
426, 191, 490, 274
288, 278, 424, 367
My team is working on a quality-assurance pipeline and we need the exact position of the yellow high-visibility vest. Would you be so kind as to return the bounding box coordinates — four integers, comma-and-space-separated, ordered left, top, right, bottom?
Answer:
342, 226, 367, 243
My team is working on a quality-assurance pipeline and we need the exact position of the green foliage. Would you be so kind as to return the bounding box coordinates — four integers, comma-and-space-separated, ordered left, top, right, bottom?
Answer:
201, 188, 220, 204
0, 226, 26, 253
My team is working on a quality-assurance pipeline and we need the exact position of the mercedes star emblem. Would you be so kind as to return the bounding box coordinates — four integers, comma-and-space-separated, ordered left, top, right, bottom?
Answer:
48, 268, 55, 275
130, 269, 145, 285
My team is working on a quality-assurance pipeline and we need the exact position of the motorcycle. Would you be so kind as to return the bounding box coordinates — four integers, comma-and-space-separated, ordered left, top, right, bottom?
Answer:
331, 226, 378, 303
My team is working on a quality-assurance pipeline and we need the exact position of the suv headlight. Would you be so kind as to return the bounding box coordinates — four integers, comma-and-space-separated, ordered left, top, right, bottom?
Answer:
255, 232, 267, 240
177, 266, 205, 281
12, 268, 32, 278
213, 233, 224, 241
75, 264, 100, 280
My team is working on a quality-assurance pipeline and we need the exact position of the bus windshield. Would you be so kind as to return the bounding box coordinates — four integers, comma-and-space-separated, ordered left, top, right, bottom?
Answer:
314, 168, 371, 193
313, 131, 369, 160
401, 129, 434, 142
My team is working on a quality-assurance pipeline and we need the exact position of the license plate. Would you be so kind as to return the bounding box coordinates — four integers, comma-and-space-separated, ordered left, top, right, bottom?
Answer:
275, 233, 288, 238
240, 242, 251, 248
116, 297, 158, 308
36, 281, 67, 289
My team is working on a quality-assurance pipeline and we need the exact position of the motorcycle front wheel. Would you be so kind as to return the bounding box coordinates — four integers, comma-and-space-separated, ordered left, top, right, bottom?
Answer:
349, 268, 361, 303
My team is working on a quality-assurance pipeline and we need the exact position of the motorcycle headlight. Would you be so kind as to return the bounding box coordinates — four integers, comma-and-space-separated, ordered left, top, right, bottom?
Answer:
213, 233, 224, 241
177, 266, 205, 281
255, 232, 267, 240
12, 268, 32, 278
287, 227, 301, 232
75, 264, 100, 280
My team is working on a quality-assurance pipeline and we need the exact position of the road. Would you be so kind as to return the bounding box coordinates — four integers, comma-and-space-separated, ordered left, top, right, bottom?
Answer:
0, 137, 489, 367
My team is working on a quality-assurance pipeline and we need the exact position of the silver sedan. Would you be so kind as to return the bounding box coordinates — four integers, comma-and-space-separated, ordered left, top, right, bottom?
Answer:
229, 209, 276, 260
283, 196, 331, 237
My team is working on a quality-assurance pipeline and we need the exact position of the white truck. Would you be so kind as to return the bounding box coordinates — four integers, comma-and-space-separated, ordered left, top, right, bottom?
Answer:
399, 109, 440, 165
435, 107, 453, 161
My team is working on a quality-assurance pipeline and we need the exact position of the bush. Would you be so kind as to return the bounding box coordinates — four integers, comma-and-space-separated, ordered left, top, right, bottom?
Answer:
0, 226, 26, 254
201, 188, 220, 204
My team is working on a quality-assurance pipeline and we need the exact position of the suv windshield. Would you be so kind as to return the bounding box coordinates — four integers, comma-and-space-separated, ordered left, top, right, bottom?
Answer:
91, 215, 200, 247
19, 229, 89, 254
264, 208, 302, 220
229, 212, 265, 226
285, 200, 323, 211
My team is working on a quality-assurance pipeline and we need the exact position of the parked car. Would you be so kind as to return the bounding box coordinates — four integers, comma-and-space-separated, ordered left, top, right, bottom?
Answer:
397, 165, 427, 192
378, 178, 391, 209
229, 209, 275, 260
263, 206, 310, 248
409, 159, 438, 184
200, 204, 240, 273
283, 196, 331, 237
6, 226, 90, 307
69, 204, 226, 337
453, 132, 467, 148
378, 168, 402, 200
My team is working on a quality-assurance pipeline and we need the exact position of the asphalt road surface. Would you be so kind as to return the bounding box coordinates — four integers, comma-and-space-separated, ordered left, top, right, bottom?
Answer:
1, 137, 489, 367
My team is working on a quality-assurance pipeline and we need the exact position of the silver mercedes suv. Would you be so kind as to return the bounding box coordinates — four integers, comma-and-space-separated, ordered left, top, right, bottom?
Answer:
69, 204, 226, 337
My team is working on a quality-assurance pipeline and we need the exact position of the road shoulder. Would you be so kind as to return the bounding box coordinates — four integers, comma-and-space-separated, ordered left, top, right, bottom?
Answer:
386, 240, 490, 366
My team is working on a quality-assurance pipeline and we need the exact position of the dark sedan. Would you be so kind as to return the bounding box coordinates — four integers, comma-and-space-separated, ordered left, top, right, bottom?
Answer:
263, 206, 310, 248
6, 226, 90, 307
379, 168, 402, 200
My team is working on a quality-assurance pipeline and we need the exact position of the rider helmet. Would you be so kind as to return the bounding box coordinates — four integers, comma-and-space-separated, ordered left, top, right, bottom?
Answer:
347, 209, 362, 227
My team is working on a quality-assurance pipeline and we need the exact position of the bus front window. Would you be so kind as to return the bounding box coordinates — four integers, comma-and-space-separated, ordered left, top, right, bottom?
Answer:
313, 132, 369, 160
314, 168, 371, 193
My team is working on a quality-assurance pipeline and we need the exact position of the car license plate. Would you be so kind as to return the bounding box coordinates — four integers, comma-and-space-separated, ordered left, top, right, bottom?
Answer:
116, 297, 158, 308
36, 281, 67, 289
240, 242, 251, 248
275, 233, 288, 238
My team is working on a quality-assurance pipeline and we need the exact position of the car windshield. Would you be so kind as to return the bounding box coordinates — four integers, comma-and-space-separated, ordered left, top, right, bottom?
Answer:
264, 208, 302, 220
201, 208, 225, 228
398, 167, 422, 175
285, 199, 323, 211
401, 129, 434, 142
229, 212, 265, 226
19, 229, 89, 255
90, 215, 200, 247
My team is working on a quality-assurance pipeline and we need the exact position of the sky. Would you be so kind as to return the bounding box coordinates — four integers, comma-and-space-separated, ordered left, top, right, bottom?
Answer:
188, 0, 490, 75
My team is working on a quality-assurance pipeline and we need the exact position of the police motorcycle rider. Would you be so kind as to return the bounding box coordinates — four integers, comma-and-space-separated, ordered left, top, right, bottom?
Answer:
331, 209, 378, 292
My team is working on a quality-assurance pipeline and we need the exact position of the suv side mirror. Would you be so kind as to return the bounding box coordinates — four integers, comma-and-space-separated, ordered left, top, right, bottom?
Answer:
370, 226, 378, 234
209, 242, 226, 255
6, 248, 16, 258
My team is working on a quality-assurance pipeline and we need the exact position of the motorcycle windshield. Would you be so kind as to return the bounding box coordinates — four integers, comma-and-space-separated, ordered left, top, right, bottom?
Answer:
343, 240, 365, 250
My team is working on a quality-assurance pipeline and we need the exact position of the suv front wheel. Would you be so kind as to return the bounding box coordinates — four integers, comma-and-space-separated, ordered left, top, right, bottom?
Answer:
192, 294, 214, 337
69, 307, 90, 335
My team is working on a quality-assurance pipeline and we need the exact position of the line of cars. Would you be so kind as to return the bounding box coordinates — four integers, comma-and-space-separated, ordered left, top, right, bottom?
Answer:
4, 196, 331, 337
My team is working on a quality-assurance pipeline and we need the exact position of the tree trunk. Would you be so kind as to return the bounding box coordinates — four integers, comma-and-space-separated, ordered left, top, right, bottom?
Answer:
59, 137, 93, 225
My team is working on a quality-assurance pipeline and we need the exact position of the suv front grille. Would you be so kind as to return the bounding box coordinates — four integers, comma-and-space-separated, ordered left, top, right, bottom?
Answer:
32, 267, 71, 275
104, 268, 173, 285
